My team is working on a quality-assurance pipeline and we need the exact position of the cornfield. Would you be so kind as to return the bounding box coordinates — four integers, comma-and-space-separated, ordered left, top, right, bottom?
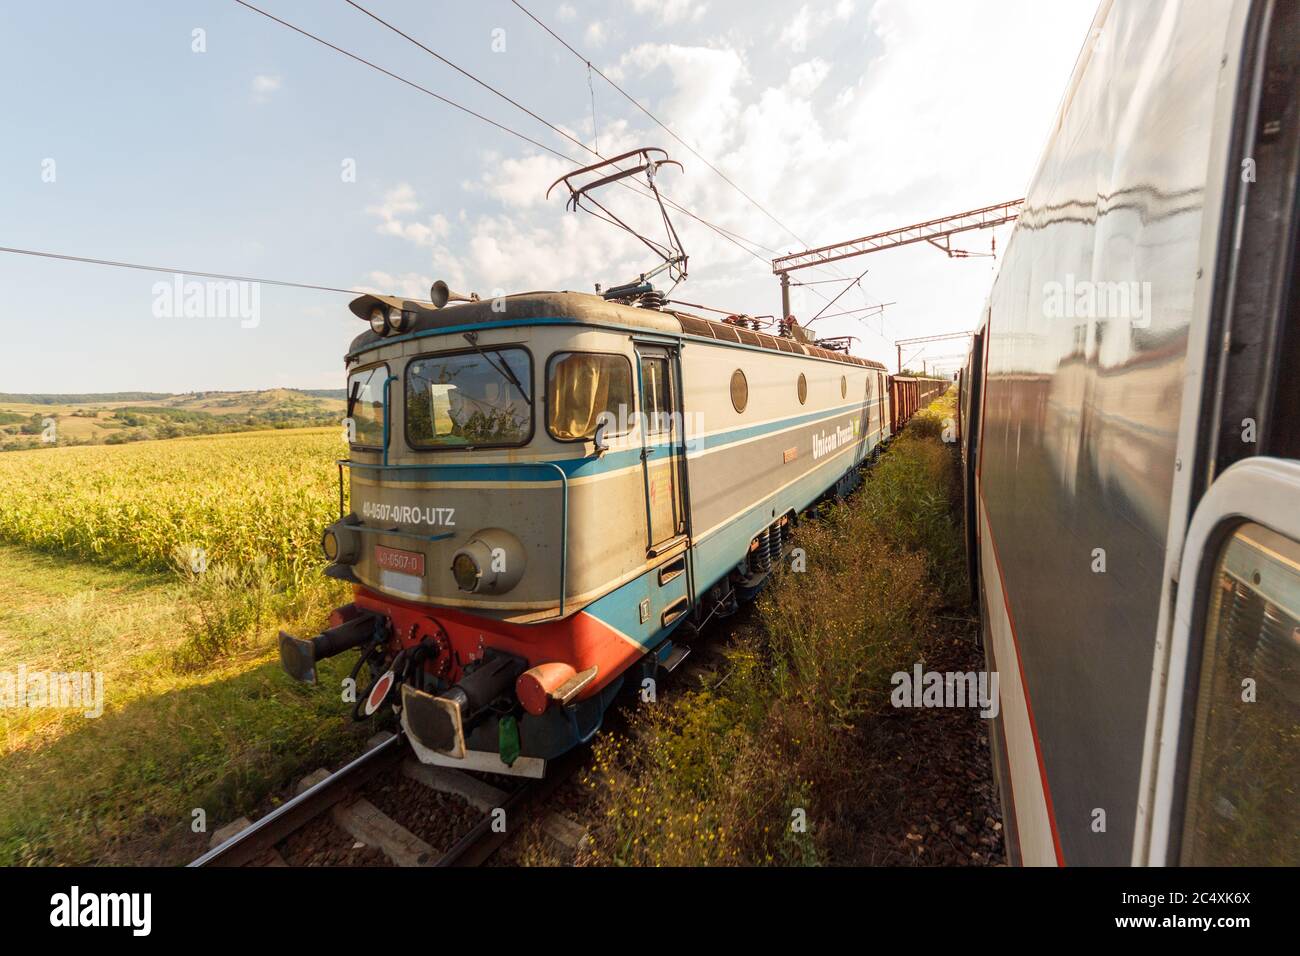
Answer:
0, 428, 342, 587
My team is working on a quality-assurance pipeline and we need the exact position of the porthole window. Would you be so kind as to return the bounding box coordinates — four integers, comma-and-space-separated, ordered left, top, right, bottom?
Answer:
841, 375, 847, 399
729, 368, 748, 414
797, 373, 808, 405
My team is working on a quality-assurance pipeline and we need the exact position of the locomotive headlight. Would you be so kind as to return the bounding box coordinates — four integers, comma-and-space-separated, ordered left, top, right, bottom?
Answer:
388, 308, 415, 334
451, 553, 480, 591
449, 528, 526, 595
368, 306, 390, 336
322, 518, 362, 565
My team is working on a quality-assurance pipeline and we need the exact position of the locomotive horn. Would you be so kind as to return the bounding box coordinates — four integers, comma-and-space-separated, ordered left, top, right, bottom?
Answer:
430, 280, 481, 309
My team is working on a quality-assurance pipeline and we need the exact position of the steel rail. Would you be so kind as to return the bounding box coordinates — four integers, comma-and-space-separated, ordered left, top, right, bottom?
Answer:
189, 734, 405, 867
434, 747, 587, 867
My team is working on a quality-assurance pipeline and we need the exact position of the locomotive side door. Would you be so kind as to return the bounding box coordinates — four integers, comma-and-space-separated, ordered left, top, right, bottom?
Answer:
634, 344, 686, 554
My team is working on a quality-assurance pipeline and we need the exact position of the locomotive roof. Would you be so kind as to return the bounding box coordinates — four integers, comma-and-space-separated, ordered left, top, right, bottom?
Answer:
346, 290, 887, 370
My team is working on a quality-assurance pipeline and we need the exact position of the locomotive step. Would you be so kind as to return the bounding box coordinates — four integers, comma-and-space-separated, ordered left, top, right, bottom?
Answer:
660, 644, 691, 673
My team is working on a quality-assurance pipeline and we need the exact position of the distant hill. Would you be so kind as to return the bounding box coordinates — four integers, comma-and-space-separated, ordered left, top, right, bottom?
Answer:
0, 388, 347, 405
0, 388, 347, 451
0, 392, 175, 405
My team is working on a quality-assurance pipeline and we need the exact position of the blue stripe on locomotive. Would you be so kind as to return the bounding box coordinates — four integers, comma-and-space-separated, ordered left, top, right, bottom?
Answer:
580, 434, 880, 651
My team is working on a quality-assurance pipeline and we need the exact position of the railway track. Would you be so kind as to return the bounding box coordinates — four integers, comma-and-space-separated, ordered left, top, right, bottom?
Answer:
191, 731, 588, 868
191, 522, 804, 869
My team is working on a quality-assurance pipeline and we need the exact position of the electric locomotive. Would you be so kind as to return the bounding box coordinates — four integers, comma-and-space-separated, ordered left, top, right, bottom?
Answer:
280, 282, 893, 776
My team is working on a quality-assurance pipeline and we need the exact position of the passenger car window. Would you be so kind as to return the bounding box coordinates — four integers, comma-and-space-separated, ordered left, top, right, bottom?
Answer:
405, 348, 532, 448
1180, 522, 1300, 865
547, 352, 633, 441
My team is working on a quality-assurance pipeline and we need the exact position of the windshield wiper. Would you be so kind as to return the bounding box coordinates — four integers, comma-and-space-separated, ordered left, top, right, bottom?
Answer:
462, 332, 532, 408
346, 380, 362, 419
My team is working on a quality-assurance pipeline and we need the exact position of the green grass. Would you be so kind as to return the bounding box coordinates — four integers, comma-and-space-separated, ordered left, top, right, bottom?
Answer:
0, 544, 368, 865
578, 392, 966, 866
0, 423, 374, 864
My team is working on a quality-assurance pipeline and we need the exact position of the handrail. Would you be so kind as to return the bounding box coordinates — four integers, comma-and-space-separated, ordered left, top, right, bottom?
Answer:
336, 458, 569, 618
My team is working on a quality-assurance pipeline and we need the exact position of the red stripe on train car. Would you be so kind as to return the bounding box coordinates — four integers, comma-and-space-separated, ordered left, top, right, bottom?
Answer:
977, 485, 1066, 866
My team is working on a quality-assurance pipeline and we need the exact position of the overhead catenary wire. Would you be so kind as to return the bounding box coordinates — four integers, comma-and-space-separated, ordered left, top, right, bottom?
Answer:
282, 0, 860, 317
5, 8, 875, 354
231, 0, 566, 160
812, 302, 896, 322
0, 245, 364, 295
508, 0, 885, 308
806, 262, 871, 325
334, 0, 774, 266
235, 3, 757, 264
229, 0, 884, 349
0, 4, 761, 313
510, 0, 812, 251
346, 0, 853, 309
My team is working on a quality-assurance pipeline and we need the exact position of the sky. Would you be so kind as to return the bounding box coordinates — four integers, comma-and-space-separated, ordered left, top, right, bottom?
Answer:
0, 0, 1099, 393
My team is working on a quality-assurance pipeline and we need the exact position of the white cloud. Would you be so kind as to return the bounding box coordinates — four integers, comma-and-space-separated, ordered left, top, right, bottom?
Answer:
781, 2, 857, 55
786, 58, 830, 96
630, 0, 707, 26
781, 6, 813, 53
368, 183, 419, 220
366, 183, 451, 245
477, 153, 574, 209
556, 3, 576, 20
615, 43, 747, 157
584, 21, 607, 47
251, 74, 281, 103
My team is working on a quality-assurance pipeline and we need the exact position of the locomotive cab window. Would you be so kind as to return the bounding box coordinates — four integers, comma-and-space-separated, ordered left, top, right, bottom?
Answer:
547, 352, 633, 441
346, 363, 388, 448
405, 348, 532, 449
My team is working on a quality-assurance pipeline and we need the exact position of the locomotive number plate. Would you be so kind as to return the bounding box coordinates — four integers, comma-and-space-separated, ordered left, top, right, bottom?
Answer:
375, 545, 426, 577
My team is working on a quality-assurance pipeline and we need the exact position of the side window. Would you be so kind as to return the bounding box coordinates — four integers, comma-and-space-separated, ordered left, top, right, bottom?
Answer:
640, 356, 674, 435
1180, 522, 1300, 865
346, 364, 388, 448
547, 352, 634, 441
